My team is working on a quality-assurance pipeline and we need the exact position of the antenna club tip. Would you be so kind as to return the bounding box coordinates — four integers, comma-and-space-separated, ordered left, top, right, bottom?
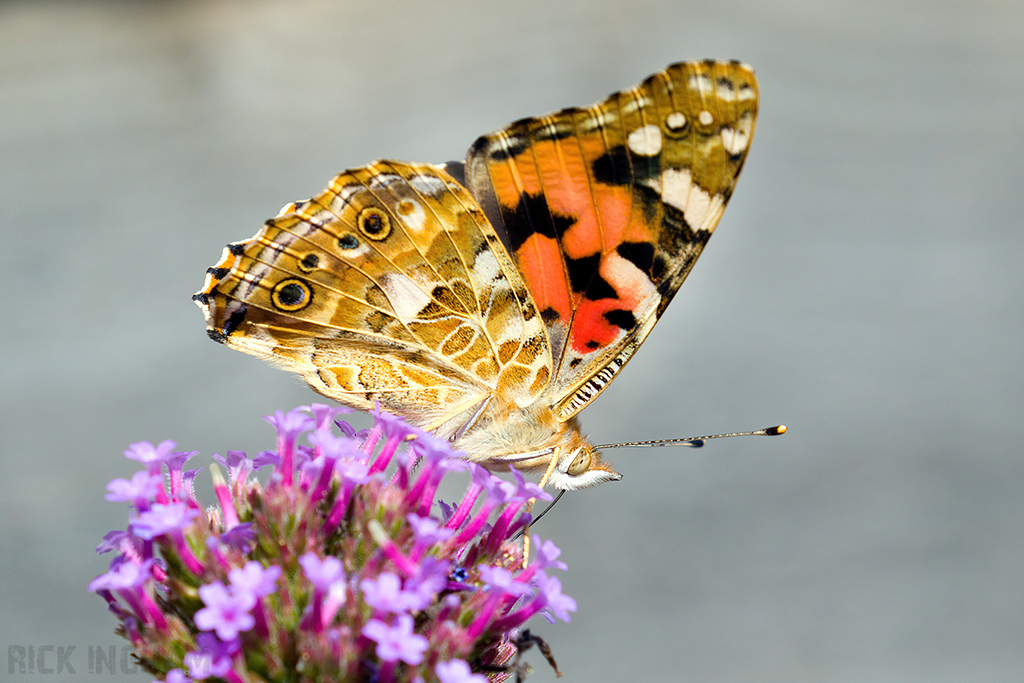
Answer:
766, 425, 786, 436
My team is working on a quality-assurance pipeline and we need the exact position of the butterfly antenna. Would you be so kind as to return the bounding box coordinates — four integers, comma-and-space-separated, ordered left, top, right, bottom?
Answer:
597, 425, 786, 450
513, 489, 566, 541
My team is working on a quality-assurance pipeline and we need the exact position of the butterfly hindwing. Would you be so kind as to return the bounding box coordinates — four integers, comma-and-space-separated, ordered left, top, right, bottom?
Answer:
196, 160, 552, 434
463, 60, 758, 420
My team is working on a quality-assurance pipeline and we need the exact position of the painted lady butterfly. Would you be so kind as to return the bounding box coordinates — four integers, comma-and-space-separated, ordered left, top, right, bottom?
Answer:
195, 60, 758, 490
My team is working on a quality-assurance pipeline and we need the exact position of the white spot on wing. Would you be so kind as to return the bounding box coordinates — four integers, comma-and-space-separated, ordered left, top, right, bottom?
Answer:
601, 252, 656, 301
639, 175, 661, 194
368, 174, 403, 191
340, 240, 370, 259
688, 74, 713, 93
665, 112, 687, 131
618, 94, 653, 115
661, 168, 722, 230
408, 173, 447, 197
325, 182, 361, 212
291, 213, 325, 239
581, 107, 607, 132
698, 110, 714, 127
720, 126, 749, 155
714, 88, 739, 103
472, 249, 502, 282
396, 199, 427, 232
380, 273, 432, 322
627, 125, 662, 156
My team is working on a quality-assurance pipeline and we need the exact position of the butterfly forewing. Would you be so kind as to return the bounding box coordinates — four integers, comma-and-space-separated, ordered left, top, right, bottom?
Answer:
463, 60, 758, 420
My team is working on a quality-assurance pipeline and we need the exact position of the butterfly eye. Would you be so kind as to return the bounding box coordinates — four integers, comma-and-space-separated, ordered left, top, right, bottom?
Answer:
271, 278, 312, 312
357, 207, 391, 241
298, 253, 320, 272
566, 448, 592, 476
338, 234, 360, 250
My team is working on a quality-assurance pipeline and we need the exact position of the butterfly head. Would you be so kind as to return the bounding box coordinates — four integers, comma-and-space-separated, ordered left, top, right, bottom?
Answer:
545, 432, 622, 491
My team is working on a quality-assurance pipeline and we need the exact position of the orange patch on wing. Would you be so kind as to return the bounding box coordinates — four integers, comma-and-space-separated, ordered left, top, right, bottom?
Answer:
569, 298, 624, 354
491, 135, 645, 266
622, 198, 659, 245
515, 233, 572, 322
561, 184, 635, 260
530, 139, 589, 208
530, 135, 636, 260
487, 143, 543, 208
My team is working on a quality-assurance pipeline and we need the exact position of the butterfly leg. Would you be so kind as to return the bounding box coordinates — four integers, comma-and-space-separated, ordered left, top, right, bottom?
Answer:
523, 446, 562, 566
536, 449, 559, 490
474, 629, 562, 681
515, 630, 562, 680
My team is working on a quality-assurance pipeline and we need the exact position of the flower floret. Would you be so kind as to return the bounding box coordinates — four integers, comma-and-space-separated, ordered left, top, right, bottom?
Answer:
91, 405, 574, 682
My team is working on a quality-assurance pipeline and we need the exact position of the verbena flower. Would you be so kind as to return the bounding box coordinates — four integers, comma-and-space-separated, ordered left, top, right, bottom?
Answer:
90, 404, 573, 682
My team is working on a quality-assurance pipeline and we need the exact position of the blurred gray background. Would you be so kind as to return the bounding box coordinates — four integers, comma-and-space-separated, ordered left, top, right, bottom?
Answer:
2, 0, 1021, 681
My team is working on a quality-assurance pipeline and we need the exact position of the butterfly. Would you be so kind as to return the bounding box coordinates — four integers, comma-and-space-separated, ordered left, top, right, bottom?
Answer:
195, 60, 758, 490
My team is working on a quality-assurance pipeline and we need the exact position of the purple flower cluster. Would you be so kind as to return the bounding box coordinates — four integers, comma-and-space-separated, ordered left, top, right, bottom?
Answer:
90, 405, 575, 682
